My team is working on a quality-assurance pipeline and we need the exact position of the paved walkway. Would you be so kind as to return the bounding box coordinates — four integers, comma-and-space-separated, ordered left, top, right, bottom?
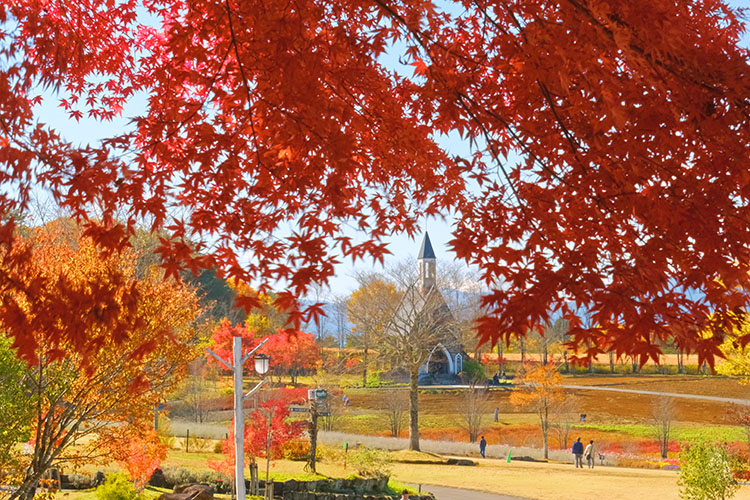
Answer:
561, 384, 750, 404
421, 484, 531, 500
433, 383, 750, 405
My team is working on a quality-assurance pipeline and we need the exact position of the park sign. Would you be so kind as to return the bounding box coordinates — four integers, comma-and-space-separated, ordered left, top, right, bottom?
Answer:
290, 407, 309, 413
308, 389, 328, 400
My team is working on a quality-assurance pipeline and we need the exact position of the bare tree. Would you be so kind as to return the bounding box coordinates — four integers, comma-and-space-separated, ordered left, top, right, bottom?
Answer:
458, 378, 491, 443
383, 389, 409, 438
653, 396, 676, 459
306, 281, 331, 341
378, 284, 456, 451
727, 403, 750, 452
179, 357, 217, 423
352, 255, 471, 451
332, 295, 349, 348
318, 386, 344, 432
551, 393, 579, 450
529, 317, 569, 365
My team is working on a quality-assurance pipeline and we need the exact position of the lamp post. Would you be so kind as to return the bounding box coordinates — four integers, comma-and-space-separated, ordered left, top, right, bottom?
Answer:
206, 338, 270, 500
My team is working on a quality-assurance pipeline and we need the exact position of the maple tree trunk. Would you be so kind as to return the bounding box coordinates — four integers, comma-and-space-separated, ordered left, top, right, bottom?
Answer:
609, 352, 615, 373
563, 350, 569, 374
498, 343, 504, 374
409, 365, 420, 451
520, 337, 526, 363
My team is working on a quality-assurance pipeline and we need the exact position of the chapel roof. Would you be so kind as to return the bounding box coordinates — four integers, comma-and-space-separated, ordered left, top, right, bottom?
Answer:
418, 232, 436, 260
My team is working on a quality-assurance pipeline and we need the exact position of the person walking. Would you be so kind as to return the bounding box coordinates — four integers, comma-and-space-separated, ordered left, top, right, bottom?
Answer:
572, 437, 584, 468
479, 435, 487, 458
493, 407, 499, 422
584, 440, 597, 469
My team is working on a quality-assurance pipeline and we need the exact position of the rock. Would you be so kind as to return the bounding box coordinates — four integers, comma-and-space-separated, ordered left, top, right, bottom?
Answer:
148, 468, 167, 488
445, 458, 476, 466
93, 472, 106, 487
160, 483, 214, 500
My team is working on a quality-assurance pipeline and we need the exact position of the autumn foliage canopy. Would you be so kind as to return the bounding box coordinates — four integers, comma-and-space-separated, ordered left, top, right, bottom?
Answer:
2, 0, 750, 365
210, 320, 320, 379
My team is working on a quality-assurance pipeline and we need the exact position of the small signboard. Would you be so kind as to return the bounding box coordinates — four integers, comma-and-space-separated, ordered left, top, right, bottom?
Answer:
308, 389, 328, 400
319, 412, 331, 417
290, 407, 309, 413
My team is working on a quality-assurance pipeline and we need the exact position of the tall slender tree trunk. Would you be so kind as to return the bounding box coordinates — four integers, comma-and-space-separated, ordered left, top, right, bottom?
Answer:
409, 365, 420, 451
542, 405, 549, 459
498, 343, 504, 374
609, 352, 615, 373
362, 346, 368, 387
520, 337, 526, 363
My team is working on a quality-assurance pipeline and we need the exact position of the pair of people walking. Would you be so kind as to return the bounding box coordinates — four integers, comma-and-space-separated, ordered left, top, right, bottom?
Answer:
572, 437, 597, 469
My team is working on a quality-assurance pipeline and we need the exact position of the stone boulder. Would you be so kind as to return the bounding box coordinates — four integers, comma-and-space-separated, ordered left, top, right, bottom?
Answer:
445, 458, 476, 466
148, 468, 167, 488
159, 483, 214, 500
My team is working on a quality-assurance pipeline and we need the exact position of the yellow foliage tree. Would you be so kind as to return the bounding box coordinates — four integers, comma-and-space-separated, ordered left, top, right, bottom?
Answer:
228, 279, 289, 337
347, 275, 399, 386
717, 318, 750, 380
509, 362, 565, 459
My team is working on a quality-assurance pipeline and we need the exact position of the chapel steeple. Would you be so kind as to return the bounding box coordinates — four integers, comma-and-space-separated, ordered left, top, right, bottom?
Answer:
418, 232, 436, 293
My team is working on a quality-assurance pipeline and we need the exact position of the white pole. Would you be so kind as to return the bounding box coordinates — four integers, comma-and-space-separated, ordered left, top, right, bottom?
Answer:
233, 337, 246, 500
206, 337, 268, 500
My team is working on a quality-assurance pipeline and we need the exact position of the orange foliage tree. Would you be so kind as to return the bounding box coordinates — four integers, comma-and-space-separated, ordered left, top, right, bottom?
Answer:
2, 1, 750, 365
2, 222, 202, 500
107, 426, 168, 493
509, 362, 565, 459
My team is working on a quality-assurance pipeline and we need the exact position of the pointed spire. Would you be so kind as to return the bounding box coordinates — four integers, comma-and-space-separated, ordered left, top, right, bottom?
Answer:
418, 232, 436, 260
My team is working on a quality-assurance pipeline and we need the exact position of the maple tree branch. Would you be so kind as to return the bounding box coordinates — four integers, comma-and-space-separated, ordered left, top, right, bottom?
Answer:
562, 0, 732, 98
224, 0, 264, 169
535, 79, 588, 175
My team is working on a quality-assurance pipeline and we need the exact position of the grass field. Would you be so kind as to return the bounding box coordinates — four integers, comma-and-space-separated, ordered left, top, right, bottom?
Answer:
156, 373, 750, 499
169, 374, 750, 461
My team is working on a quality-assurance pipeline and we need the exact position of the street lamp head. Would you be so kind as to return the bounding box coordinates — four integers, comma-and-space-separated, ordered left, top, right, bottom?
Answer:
254, 353, 270, 374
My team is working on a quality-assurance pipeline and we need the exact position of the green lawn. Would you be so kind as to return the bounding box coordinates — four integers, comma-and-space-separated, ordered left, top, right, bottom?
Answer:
579, 423, 746, 443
